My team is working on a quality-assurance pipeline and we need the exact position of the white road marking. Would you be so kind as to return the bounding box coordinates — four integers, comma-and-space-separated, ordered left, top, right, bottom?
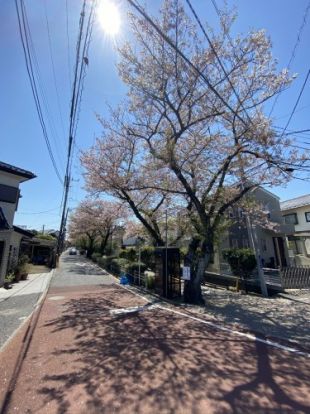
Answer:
48, 296, 65, 301
110, 304, 157, 316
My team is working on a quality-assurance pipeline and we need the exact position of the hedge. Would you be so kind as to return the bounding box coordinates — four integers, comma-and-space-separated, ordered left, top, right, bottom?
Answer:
125, 261, 147, 275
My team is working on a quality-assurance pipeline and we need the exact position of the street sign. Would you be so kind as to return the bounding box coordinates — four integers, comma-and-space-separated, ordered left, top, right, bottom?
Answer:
182, 266, 191, 280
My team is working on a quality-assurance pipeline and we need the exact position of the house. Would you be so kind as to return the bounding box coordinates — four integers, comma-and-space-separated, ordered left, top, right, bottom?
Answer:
209, 186, 293, 273
0, 161, 36, 286
280, 194, 310, 266
20, 236, 57, 267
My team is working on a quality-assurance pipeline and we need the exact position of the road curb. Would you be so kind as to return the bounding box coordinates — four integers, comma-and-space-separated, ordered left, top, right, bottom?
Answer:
0, 269, 54, 414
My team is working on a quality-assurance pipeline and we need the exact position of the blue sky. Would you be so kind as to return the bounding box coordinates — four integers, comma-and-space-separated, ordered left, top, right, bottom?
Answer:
1, 0, 309, 230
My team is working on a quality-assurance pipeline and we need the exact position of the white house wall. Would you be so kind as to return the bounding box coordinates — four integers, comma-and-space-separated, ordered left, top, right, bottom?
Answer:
0, 171, 23, 226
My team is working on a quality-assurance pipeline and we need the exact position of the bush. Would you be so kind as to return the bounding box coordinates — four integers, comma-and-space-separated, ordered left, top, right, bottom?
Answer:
110, 258, 130, 274
223, 248, 257, 279
98, 255, 116, 269
14, 255, 30, 282
125, 261, 147, 275
140, 246, 155, 270
179, 247, 188, 262
145, 271, 155, 289
91, 252, 102, 263
119, 248, 137, 262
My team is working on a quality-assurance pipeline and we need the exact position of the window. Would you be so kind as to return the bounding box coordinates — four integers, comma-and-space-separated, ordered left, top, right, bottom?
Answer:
284, 213, 298, 225
305, 212, 310, 222
0, 184, 19, 204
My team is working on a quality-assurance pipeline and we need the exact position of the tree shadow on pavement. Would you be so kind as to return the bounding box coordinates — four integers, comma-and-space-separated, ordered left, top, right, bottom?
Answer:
33, 286, 310, 414
201, 290, 310, 351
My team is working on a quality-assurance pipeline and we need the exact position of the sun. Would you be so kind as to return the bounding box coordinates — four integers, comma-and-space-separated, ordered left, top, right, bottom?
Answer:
97, 0, 121, 36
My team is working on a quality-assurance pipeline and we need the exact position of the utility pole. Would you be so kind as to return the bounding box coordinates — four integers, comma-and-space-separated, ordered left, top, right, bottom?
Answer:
238, 155, 268, 297
57, 0, 87, 257
244, 212, 268, 297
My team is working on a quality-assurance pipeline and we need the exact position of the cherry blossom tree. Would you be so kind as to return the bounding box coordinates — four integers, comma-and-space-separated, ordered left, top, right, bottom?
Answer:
83, 0, 309, 303
81, 112, 188, 247
68, 199, 126, 257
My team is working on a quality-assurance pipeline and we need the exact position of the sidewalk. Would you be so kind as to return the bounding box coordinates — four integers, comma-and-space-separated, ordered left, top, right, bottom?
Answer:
0, 272, 52, 303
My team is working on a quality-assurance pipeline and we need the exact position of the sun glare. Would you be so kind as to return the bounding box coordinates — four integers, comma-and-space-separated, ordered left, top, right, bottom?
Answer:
97, 0, 121, 36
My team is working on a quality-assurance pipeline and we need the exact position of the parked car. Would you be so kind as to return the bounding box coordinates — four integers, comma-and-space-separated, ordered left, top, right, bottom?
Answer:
69, 247, 77, 255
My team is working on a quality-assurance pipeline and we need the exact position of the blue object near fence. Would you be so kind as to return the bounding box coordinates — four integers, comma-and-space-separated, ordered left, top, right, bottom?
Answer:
120, 274, 129, 285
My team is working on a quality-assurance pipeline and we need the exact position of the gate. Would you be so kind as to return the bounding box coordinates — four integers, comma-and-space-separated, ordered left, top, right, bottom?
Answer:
154, 247, 181, 298
281, 266, 310, 289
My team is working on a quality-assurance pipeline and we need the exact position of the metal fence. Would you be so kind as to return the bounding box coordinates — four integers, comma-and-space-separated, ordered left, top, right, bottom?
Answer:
280, 266, 310, 289
108, 264, 148, 288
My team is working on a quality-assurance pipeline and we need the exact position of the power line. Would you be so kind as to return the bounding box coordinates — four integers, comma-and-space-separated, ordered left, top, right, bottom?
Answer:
15, 0, 63, 185
280, 69, 310, 136
18, 206, 61, 215
43, 0, 67, 140
185, 0, 252, 125
126, 0, 249, 128
269, 0, 310, 115
21, 0, 66, 173
65, 0, 72, 92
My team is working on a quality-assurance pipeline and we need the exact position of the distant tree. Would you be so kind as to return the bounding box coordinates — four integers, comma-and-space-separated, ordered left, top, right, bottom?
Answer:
68, 199, 125, 258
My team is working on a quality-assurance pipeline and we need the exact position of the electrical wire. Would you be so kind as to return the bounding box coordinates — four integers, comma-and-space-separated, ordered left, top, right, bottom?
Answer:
185, 0, 252, 125
126, 0, 249, 128
269, 0, 310, 115
21, 0, 66, 173
43, 0, 67, 140
15, 0, 63, 185
65, 0, 72, 92
280, 69, 310, 136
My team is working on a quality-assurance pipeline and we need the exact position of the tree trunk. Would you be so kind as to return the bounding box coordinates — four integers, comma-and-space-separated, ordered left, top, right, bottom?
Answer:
100, 231, 111, 255
86, 236, 95, 258
183, 238, 213, 305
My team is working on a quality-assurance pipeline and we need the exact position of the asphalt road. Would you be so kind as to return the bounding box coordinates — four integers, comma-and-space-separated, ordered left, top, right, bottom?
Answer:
51, 252, 115, 288
0, 272, 51, 349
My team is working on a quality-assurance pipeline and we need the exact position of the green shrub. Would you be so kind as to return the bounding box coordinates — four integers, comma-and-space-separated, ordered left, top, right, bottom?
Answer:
119, 248, 137, 262
145, 271, 155, 289
97, 256, 106, 267
110, 258, 130, 274
99, 255, 117, 268
91, 252, 101, 263
179, 247, 188, 262
125, 261, 147, 275
140, 246, 155, 270
223, 248, 257, 279
5, 272, 15, 283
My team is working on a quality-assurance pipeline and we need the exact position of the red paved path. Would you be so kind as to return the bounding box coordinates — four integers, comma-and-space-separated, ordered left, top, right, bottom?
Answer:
2, 283, 310, 413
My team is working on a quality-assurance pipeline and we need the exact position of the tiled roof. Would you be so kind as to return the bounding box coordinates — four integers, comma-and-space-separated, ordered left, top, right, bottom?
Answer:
0, 161, 36, 180
280, 194, 310, 211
